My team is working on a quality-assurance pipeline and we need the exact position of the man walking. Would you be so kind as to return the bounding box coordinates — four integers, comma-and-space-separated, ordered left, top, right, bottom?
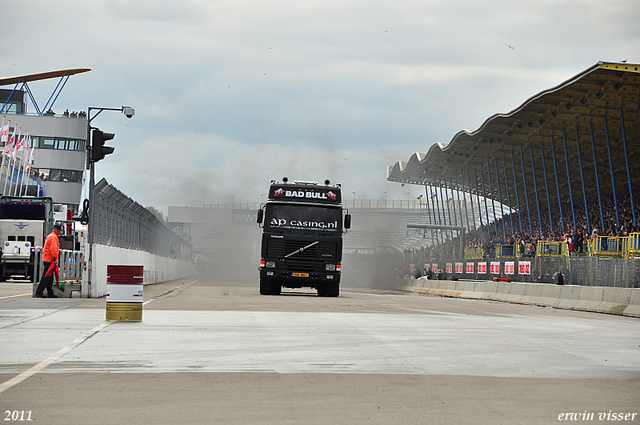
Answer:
35, 224, 62, 298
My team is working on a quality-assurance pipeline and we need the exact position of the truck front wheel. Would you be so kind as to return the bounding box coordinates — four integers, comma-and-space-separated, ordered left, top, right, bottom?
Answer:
326, 281, 339, 297
260, 279, 272, 295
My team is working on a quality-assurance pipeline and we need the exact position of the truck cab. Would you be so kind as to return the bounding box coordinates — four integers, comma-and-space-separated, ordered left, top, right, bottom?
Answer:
257, 178, 351, 297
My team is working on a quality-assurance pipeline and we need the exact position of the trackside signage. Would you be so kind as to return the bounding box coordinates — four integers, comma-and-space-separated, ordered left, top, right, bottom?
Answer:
268, 185, 342, 204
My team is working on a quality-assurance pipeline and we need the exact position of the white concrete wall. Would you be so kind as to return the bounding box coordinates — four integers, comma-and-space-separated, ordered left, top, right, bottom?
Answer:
83, 244, 196, 298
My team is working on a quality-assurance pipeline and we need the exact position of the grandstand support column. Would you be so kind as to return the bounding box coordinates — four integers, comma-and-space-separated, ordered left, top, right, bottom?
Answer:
444, 177, 458, 226
485, 157, 499, 238
456, 171, 472, 238
621, 107, 637, 227
511, 151, 524, 234
448, 177, 458, 227
575, 126, 592, 234
467, 169, 479, 241
519, 146, 534, 235
480, 162, 492, 239
561, 129, 577, 229
433, 182, 442, 228
438, 179, 451, 240
494, 157, 507, 238
472, 168, 485, 241
502, 157, 515, 235
540, 141, 555, 235
589, 122, 606, 230
427, 185, 440, 244
604, 116, 620, 228
550, 135, 566, 233
529, 144, 544, 236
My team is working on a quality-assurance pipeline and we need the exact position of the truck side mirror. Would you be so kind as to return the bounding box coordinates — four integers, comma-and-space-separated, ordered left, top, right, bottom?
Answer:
344, 214, 351, 229
257, 209, 264, 224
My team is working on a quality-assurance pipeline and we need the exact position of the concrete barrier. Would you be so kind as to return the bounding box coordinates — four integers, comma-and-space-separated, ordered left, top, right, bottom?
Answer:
506, 282, 528, 304
460, 281, 477, 298
596, 287, 632, 315
469, 281, 487, 299
573, 286, 605, 313
436, 281, 461, 297
535, 284, 563, 308
519, 283, 544, 306
481, 281, 499, 301
556, 285, 582, 310
404, 279, 640, 317
493, 282, 512, 302
623, 289, 640, 318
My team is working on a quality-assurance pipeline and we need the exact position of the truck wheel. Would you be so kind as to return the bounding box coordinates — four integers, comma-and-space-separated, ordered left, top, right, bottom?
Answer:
271, 282, 281, 295
260, 279, 272, 295
326, 282, 339, 297
317, 284, 327, 297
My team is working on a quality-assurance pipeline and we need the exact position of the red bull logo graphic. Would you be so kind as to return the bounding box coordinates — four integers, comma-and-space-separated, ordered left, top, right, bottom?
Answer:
274, 188, 285, 196
327, 191, 336, 200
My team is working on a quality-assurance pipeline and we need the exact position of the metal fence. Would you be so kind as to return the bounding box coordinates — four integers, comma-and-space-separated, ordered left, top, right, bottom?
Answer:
92, 178, 190, 259
408, 256, 640, 288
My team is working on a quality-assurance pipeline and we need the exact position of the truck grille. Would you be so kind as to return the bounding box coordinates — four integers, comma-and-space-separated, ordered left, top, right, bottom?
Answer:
267, 239, 338, 261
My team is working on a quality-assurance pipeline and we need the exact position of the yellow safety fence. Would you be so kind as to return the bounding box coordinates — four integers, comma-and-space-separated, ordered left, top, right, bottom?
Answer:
464, 247, 483, 259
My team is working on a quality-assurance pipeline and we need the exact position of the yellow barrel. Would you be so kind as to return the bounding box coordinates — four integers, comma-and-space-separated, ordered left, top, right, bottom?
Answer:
106, 302, 142, 321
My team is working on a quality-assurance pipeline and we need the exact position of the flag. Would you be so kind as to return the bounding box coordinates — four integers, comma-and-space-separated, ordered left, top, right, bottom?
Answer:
3, 126, 15, 156
11, 130, 22, 160
25, 137, 33, 172
0, 121, 8, 145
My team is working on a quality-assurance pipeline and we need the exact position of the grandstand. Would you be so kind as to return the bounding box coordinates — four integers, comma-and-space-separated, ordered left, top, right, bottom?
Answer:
385, 61, 640, 287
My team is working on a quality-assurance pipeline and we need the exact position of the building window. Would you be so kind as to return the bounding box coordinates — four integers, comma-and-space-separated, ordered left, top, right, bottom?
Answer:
33, 169, 83, 183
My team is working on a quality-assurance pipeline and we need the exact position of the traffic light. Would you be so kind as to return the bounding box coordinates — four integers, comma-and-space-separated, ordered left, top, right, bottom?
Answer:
91, 128, 115, 162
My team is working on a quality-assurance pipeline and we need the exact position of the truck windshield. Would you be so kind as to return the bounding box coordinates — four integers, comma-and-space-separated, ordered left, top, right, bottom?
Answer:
265, 204, 342, 234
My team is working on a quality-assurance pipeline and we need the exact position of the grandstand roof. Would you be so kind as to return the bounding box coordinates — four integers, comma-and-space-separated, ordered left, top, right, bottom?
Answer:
387, 61, 640, 219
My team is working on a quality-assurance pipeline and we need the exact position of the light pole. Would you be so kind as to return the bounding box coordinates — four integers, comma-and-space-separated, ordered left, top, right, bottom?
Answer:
85, 105, 134, 297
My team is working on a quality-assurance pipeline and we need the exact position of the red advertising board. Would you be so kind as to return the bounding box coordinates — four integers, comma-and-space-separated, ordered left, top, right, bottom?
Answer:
519, 261, 531, 275
490, 261, 500, 274
504, 261, 515, 275
466, 262, 475, 274
477, 262, 487, 274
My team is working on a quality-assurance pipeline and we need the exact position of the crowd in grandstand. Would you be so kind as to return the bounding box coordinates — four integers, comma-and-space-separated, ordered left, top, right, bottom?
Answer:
429, 188, 639, 259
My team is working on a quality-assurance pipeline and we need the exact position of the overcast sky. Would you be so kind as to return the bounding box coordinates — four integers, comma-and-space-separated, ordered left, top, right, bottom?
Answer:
1, 0, 638, 214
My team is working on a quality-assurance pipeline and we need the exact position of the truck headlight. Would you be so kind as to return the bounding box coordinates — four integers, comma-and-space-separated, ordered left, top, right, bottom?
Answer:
266, 261, 276, 268
325, 264, 336, 271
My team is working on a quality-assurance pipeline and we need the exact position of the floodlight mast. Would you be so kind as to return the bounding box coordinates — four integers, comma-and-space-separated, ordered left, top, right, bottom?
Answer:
84, 105, 134, 297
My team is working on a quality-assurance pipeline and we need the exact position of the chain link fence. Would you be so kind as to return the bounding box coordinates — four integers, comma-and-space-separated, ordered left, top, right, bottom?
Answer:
399, 250, 640, 288
92, 178, 190, 259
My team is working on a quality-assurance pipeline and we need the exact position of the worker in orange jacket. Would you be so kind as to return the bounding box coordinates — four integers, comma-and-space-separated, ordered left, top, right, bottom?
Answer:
35, 224, 63, 298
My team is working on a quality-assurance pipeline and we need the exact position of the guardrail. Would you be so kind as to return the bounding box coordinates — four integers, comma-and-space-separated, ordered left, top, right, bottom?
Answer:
536, 241, 568, 257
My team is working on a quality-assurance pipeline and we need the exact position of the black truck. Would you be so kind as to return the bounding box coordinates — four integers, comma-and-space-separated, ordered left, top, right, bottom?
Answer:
257, 178, 351, 297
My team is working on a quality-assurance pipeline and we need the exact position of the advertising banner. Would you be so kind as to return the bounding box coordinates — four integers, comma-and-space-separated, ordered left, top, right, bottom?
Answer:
455, 262, 463, 273
477, 262, 487, 274
519, 261, 531, 275
466, 262, 474, 274
504, 261, 515, 275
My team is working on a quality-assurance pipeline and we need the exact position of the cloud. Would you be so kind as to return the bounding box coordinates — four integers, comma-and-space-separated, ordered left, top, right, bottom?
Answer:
1, 0, 639, 214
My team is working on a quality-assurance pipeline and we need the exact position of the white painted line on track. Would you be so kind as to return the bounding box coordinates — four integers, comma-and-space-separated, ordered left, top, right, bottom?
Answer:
0, 279, 198, 394
0, 293, 31, 300
0, 321, 114, 394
